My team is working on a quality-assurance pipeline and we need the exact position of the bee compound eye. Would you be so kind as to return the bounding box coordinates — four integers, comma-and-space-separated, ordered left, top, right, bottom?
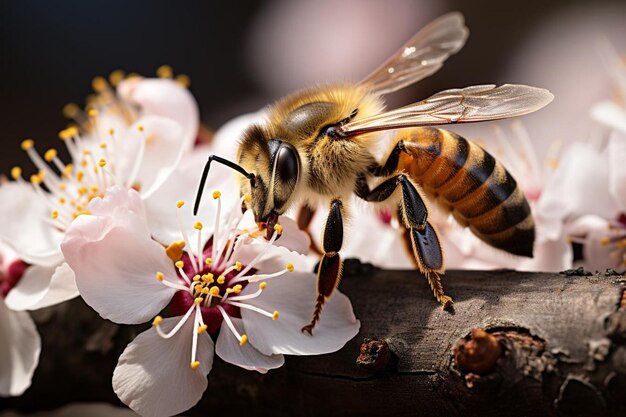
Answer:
275, 145, 299, 184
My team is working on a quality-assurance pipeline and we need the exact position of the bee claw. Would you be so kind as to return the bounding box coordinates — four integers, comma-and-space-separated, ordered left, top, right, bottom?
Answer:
301, 324, 314, 335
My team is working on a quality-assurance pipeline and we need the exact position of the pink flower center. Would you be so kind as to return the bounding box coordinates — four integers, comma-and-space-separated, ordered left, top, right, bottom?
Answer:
168, 243, 255, 334
0, 259, 27, 298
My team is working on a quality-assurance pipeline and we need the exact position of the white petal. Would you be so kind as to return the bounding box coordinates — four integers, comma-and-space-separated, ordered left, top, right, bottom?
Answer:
239, 272, 359, 356
567, 215, 617, 271
608, 130, 626, 210
518, 236, 572, 272
143, 144, 240, 249
61, 211, 176, 325
0, 299, 41, 397
89, 186, 147, 220
216, 317, 284, 373
591, 101, 626, 135
211, 111, 267, 159
537, 142, 619, 235
113, 316, 213, 417
5, 263, 78, 311
231, 235, 311, 274
274, 216, 310, 255
114, 116, 185, 199
0, 183, 63, 266
118, 78, 199, 152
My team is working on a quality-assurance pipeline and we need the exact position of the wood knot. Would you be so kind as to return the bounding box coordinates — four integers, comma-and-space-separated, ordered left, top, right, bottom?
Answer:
454, 328, 502, 375
356, 338, 395, 371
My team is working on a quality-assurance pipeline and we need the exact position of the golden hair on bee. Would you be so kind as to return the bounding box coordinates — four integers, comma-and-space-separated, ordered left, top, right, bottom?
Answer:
194, 12, 554, 334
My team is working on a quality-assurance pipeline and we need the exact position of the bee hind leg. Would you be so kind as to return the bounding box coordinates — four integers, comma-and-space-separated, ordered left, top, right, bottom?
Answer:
400, 218, 453, 309
302, 198, 344, 335
355, 173, 453, 308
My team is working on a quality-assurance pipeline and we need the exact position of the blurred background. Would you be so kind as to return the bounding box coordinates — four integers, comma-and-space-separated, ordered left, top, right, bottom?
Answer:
1, 0, 625, 176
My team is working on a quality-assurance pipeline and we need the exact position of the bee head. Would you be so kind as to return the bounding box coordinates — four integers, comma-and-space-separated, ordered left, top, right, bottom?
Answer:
237, 126, 302, 235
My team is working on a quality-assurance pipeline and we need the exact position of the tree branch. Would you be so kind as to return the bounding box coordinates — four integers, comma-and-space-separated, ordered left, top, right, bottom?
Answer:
2, 263, 626, 417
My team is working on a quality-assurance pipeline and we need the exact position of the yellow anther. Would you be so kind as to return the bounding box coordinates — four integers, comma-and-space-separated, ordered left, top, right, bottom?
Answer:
152, 316, 163, 326
51, 210, 59, 219
272, 311, 279, 321
259, 282, 267, 290
21, 139, 34, 150
10, 166, 21, 180
100, 143, 107, 149
194, 297, 203, 305
212, 190, 221, 199
58, 183, 67, 191
193, 221, 203, 230
92, 76, 108, 92
44, 149, 57, 162
98, 159, 107, 167
157, 65, 173, 79
235, 261, 242, 271
109, 69, 125, 86
66, 126, 78, 137
30, 174, 42, 185
209, 286, 220, 296
600, 237, 610, 246
174, 73, 191, 88
202, 273, 214, 283
58, 197, 66, 204
274, 224, 283, 235
175, 260, 184, 269
62, 103, 79, 118
201, 287, 210, 295
78, 187, 88, 195
63, 164, 73, 177
217, 275, 226, 285
58, 129, 70, 140
239, 335, 248, 346
176, 200, 185, 208
227, 284, 243, 294
205, 258, 213, 266
197, 324, 208, 334
88, 109, 99, 118
190, 361, 200, 370
137, 125, 145, 132
287, 263, 294, 272
76, 171, 85, 182
81, 160, 88, 168
82, 149, 92, 156
156, 272, 164, 282
244, 194, 252, 203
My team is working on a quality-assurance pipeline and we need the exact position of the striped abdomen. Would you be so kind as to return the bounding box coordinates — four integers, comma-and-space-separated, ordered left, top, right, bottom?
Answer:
396, 127, 534, 257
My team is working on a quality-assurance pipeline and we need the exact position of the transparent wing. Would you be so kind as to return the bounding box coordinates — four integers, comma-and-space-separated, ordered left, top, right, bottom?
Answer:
339, 84, 555, 137
359, 12, 469, 96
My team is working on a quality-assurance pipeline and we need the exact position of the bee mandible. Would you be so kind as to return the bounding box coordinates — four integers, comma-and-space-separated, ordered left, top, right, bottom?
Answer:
194, 12, 554, 334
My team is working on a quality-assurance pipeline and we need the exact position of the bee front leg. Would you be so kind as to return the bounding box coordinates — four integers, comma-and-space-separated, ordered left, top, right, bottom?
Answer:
301, 198, 344, 335
355, 174, 453, 309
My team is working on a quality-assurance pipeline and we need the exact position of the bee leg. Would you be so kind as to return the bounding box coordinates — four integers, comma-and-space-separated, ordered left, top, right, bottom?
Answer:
370, 140, 406, 177
400, 219, 453, 309
355, 174, 453, 308
301, 198, 344, 335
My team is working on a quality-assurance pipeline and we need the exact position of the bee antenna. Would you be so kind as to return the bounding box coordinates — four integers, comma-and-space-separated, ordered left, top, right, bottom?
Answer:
193, 155, 255, 216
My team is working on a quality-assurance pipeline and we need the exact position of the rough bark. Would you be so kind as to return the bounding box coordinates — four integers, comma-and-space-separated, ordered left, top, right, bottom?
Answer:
2, 263, 626, 417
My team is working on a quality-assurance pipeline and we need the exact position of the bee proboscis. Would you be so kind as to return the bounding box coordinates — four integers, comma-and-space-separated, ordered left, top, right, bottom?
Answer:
194, 12, 554, 334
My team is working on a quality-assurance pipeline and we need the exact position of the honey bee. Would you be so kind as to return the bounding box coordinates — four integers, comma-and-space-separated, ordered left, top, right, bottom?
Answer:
194, 12, 553, 334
